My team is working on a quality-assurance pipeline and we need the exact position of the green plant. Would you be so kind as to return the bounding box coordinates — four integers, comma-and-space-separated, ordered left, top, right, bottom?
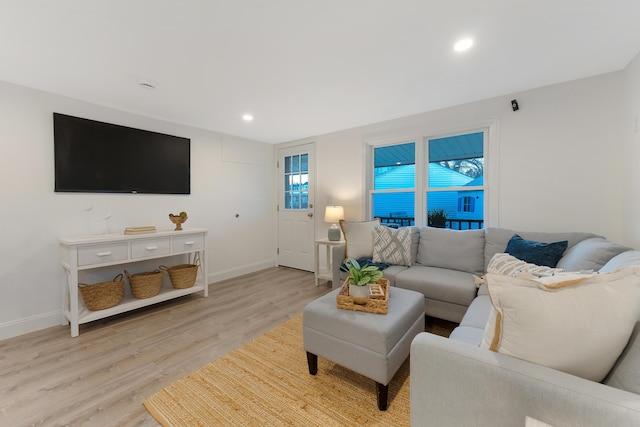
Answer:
427, 208, 447, 226
342, 258, 383, 286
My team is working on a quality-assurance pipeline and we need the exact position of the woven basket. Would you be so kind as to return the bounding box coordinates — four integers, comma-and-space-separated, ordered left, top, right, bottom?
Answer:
336, 278, 389, 314
160, 253, 200, 289
125, 269, 163, 298
79, 274, 125, 311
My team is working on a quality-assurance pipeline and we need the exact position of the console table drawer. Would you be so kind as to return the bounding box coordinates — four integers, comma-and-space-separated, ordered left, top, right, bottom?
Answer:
131, 238, 171, 259
77, 242, 128, 266
172, 234, 204, 252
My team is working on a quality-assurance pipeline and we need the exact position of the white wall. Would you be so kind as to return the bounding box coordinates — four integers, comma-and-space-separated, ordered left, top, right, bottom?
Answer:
0, 81, 275, 340
622, 52, 640, 247
298, 70, 630, 246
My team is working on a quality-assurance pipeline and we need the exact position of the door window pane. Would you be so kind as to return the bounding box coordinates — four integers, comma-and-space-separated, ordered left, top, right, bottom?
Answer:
283, 154, 309, 210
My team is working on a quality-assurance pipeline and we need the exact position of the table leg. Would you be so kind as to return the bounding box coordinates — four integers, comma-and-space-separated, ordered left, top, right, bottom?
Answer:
306, 352, 318, 375
376, 382, 388, 411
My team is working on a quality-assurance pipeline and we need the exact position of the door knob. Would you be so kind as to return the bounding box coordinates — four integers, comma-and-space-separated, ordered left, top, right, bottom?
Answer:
308, 213, 313, 217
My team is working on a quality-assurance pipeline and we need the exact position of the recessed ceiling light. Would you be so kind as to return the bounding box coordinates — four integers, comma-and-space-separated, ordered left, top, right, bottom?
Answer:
242, 114, 254, 122
454, 38, 474, 52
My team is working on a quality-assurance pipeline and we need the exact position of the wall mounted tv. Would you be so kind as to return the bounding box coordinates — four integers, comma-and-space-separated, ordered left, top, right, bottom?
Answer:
54, 113, 190, 194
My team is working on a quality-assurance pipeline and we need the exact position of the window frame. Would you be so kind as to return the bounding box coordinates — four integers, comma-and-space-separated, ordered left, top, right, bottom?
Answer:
364, 120, 499, 228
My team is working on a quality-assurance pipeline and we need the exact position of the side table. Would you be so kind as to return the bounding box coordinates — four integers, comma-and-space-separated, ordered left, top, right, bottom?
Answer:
314, 238, 344, 286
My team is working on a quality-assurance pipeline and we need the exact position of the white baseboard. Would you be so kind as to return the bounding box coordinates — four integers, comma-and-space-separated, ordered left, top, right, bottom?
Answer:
208, 259, 275, 283
1, 260, 277, 341
0, 310, 63, 341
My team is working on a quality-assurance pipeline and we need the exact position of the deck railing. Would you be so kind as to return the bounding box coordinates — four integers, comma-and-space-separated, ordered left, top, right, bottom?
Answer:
377, 216, 484, 230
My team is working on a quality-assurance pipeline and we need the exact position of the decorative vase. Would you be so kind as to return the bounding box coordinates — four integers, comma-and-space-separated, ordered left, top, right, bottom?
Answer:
169, 214, 187, 231
349, 283, 370, 305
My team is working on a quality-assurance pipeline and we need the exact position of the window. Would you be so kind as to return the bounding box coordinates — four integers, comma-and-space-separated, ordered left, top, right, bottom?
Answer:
367, 129, 487, 229
371, 142, 415, 227
426, 131, 484, 229
283, 154, 309, 209
459, 196, 475, 213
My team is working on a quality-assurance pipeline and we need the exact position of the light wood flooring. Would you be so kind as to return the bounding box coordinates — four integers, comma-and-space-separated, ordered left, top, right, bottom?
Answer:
0, 267, 456, 426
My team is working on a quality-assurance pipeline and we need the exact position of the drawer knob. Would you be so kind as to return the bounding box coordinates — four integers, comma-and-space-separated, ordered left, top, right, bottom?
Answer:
96, 251, 112, 257
146, 246, 158, 250
184, 241, 195, 245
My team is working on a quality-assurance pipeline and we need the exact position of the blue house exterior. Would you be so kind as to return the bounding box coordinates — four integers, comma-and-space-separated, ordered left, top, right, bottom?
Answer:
373, 164, 484, 228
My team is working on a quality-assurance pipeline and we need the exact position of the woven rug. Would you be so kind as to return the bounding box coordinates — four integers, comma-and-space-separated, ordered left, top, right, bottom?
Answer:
144, 314, 410, 426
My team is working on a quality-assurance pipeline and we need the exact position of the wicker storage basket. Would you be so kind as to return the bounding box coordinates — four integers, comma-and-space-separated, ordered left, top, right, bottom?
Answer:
160, 253, 200, 289
336, 278, 389, 314
125, 269, 163, 298
79, 274, 125, 311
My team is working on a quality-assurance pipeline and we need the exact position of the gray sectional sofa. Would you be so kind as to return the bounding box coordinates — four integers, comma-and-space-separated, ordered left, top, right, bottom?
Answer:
331, 226, 613, 323
331, 225, 640, 425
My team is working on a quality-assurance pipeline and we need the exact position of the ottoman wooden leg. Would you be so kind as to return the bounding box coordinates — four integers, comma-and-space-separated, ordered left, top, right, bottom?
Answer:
306, 351, 318, 375
376, 382, 388, 411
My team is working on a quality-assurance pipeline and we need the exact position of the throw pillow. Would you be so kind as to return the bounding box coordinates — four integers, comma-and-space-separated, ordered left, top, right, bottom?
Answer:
474, 253, 566, 287
480, 268, 640, 382
339, 219, 380, 261
505, 234, 568, 267
372, 226, 412, 266
488, 253, 565, 277
556, 237, 632, 272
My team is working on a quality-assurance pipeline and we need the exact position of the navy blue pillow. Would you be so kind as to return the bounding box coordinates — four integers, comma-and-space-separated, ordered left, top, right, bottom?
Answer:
504, 234, 568, 267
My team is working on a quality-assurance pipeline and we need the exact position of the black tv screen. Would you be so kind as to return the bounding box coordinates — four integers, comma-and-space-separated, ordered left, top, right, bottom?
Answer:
54, 113, 190, 194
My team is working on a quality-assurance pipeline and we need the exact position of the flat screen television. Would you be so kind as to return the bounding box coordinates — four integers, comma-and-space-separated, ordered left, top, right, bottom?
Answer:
54, 113, 190, 194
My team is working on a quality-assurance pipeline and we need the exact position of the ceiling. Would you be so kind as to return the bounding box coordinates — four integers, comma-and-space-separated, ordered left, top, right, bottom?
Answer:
1, 1, 639, 144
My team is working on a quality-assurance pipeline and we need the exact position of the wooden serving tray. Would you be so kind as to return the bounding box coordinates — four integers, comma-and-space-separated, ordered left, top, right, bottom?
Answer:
336, 278, 389, 314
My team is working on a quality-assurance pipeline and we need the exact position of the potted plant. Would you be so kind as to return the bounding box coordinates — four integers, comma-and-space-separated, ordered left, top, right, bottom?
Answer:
428, 208, 448, 228
342, 258, 384, 305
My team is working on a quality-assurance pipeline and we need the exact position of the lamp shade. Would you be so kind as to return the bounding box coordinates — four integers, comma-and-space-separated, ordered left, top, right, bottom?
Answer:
324, 206, 344, 223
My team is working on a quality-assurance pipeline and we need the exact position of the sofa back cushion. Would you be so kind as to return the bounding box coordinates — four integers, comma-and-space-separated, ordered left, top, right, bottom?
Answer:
556, 237, 632, 272
484, 228, 601, 272
604, 321, 640, 394
416, 227, 485, 275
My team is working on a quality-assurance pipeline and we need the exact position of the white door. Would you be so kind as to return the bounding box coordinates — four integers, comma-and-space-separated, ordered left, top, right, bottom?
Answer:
278, 143, 315, 271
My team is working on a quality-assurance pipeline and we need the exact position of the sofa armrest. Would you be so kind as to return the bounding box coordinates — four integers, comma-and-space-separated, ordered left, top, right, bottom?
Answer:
331, 244, 346, 289
410, 332, 640, 427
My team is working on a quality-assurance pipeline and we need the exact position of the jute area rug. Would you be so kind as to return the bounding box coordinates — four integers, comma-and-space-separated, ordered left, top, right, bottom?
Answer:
144, 314, 410, 426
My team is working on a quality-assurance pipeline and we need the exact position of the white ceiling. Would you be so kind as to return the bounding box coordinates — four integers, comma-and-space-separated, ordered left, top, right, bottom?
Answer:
1, 1, 639, 144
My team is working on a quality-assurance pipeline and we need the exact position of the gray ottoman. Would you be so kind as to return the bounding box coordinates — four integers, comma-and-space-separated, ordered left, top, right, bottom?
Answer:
302, 286, 424, 410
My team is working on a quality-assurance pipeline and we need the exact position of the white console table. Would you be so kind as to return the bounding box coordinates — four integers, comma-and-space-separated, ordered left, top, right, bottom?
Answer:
60, 228, 208, 337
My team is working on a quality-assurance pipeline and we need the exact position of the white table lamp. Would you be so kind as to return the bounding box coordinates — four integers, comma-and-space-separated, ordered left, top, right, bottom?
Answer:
324, 206, 344, 241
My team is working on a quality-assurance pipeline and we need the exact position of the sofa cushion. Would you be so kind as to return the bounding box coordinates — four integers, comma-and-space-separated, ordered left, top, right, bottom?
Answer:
481, 269, 640, 382
556, 237, 632, 272
395, 265, 477, 307
504, 234, 568, 267
458, 294, 492, 330
484, 228, 601, 271
604, 321, 640, 394
600, 250, 640, 273
415, 227, 485, 275
381, 264, 409, 287
372, 225, 412, 266
339, 219, 380, 261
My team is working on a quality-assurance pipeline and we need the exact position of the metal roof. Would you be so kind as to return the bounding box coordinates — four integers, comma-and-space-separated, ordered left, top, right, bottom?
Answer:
374, 132, 483, 168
